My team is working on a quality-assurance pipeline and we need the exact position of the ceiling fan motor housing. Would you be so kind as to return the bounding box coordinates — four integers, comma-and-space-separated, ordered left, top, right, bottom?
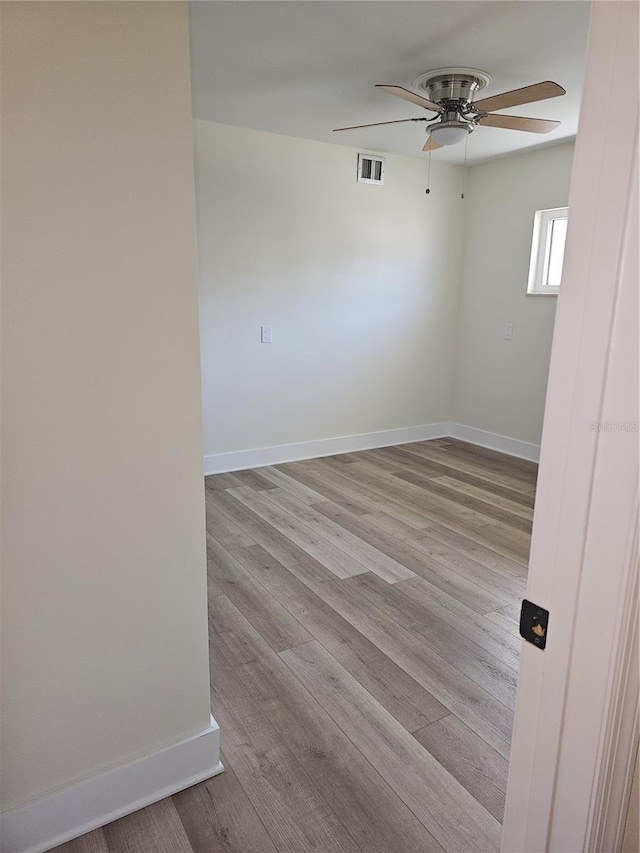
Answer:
414, 67, 492, 107
416, 68, 491, 144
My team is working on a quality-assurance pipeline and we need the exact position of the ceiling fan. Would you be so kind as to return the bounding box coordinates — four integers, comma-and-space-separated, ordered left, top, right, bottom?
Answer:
333, 68, 566, 151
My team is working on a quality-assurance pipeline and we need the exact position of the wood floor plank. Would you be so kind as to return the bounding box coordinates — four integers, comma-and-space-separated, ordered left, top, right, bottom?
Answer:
485, 610, 522, 638
232, 469, 281, 491
400, 442, 536, 495
346, 572, 518, 709
364, 510, 527, 589
396, 575, 521, 671
205, 499, 256, 550
258, 465, 330, 505
281, 641, 502, 853
281, 548, 515, 757
172, 752, 279, 853
204, 472, 245, 492
494, 602, 521, 624
232, 543, 448, 731
393, 469, 533, 533
291, 459, 434, 530
364, 500, 526, 603
359, 508, 438, 541
313, 501, 509, 614
323, 458, 475, 528
212, 594, 446, 853
360, 476, 530, 567
383, 468, 534, 562
102, 799, 194, 853
431, 475, 534, 520
412, 532, 525, 605
357, 446, 444, 477
319, 458, 530, 562
206, 575, 225, 598
412, 714, 510, 822
207, 534, 313, 652
48, 829, 110, 853
421, 437, 538, 478
208, 598, 363, 853
207, 488, 327, 572
364, 445, 535, 509
409, 517, 530, 574
439, 438, 538, 479
320, 454, 363, 471
227, 486, 369, 579
261, 487, 415, 583
273, 464, 376, 516
324, 452, 362, 464
403, 442, 535, 492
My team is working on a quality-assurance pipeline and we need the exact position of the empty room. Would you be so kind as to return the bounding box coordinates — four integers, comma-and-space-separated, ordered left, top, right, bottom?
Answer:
1, 3, 637, 853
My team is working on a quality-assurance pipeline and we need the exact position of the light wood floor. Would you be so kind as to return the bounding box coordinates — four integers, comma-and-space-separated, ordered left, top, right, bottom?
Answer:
52, 439, 536, 853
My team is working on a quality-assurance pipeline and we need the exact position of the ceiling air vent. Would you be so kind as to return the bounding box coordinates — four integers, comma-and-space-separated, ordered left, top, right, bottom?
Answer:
357, 154, 385, 185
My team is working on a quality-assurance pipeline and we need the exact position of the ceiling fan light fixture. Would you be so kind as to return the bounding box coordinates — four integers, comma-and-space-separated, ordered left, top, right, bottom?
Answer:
429, 121, 472, 147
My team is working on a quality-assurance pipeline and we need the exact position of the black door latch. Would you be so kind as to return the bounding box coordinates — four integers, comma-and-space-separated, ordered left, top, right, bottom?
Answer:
519, 599, 549, 650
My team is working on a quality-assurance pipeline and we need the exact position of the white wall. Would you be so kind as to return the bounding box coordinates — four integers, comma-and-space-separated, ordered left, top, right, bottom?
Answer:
1, 1, 211, 815
453, 143, 575, 445
196, 123, 573, 466
195, 120, 464, 463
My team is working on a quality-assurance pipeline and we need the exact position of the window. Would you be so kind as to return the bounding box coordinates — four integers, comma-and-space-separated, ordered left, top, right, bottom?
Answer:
527, 207, 568, 295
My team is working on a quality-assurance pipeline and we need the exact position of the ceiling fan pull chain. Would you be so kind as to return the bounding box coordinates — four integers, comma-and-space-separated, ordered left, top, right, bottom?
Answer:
425, 146, 432, 195
461, 132, 469, 199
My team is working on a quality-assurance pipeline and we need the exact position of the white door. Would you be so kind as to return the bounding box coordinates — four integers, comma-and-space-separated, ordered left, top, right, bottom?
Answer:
502, 2, 639, 851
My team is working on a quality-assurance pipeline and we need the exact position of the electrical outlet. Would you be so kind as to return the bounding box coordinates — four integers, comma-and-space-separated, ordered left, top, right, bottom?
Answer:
261, 325, 272, 344
503, 323, 513, 340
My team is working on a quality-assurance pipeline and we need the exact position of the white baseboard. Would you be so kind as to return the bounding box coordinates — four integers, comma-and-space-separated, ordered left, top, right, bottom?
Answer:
1, 716, 223, 853
203, 423, 452, 475
448, 423, 540, 462
203, 421, 541, 474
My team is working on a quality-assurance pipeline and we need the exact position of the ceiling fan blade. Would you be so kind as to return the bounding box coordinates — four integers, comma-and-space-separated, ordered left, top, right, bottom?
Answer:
333, 117, 425, 132
478, 113, 560, 134
474, 81, 566, 113
376, 85, 441, 113
422, 136, 444, 151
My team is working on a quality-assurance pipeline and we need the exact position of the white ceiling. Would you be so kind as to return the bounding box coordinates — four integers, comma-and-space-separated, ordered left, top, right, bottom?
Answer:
190, 1, 591, 166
